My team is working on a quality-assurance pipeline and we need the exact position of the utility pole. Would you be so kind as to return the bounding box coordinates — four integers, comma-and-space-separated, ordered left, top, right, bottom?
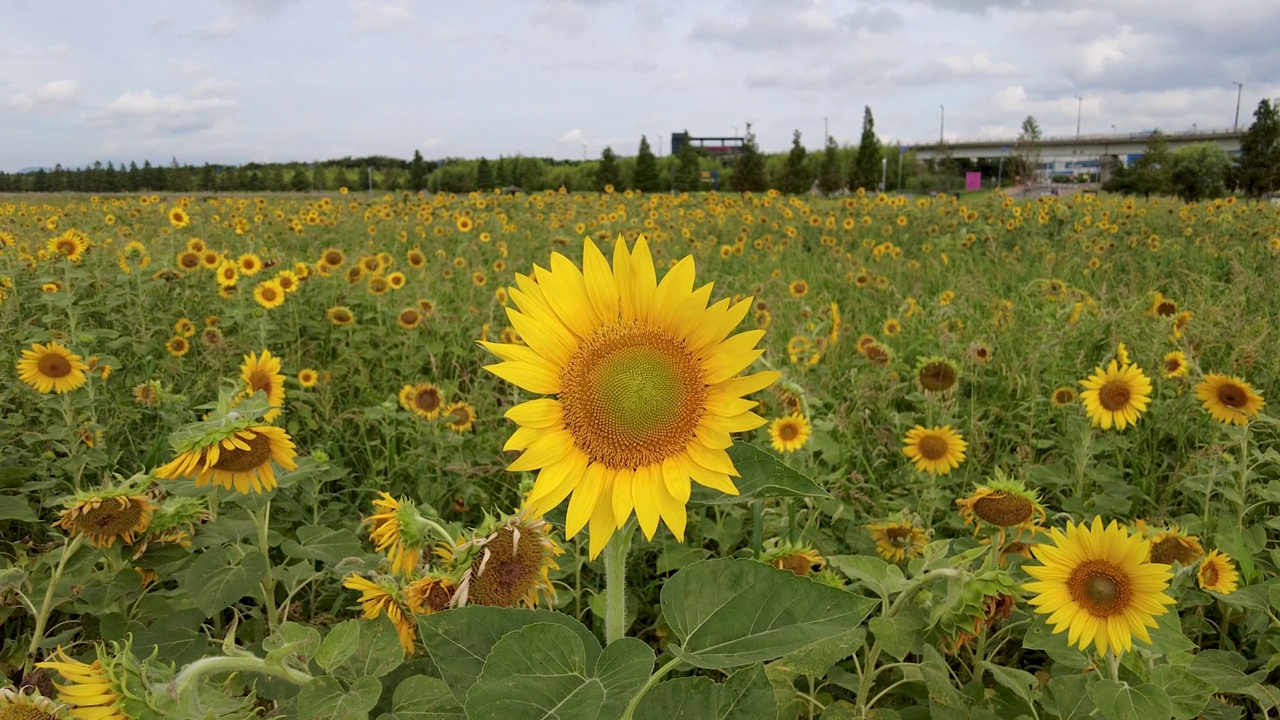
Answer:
897, 146, 906, 193
880, 156, 887, 192
658, 135, 663, 157
367, 166, 372, 194
822, 116, 829, 146
582, 143, 587, 161
1233, 81, 1244, 131
939, 105, 945, 144
1074, 95, 1083, 140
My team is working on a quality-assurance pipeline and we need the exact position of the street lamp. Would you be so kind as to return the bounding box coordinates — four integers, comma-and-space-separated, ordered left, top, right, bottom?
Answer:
822, 116, 829, 146
1232, 81, 1244, 131
939, 105, 945, 144
1074, 95, 1083, 140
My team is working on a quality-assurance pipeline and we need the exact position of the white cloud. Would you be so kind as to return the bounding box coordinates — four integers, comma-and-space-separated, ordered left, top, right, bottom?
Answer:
195, 17, 236, 39
10, 79, 79, 112
558, 128, 586, 144
353, 0, 415, 34
98, 79, 238, 134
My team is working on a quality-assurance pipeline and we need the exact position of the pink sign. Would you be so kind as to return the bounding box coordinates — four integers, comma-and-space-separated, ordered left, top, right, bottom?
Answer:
965, 172, 982, 191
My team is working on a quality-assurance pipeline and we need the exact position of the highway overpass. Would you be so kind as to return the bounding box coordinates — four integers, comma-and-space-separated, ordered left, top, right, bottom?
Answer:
909, 128, 1243, 164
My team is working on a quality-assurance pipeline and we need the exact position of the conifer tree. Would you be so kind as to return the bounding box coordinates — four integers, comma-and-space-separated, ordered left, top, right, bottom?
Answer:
779, 130, 811, 194
409, 150, 428, 192
818, 135, 842, 194
1237, 99, 1280, 197
674, 131, 702, 192
851, 106, 882, 191
476, 157, 495, 190
596, 146, 622, 191
730, 124, 767, 192
634, 136, 660, 192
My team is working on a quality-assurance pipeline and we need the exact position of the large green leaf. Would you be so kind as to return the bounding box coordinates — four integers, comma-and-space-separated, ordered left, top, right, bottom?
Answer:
317, 620, 362, 672
1189, 650, 1266, 693
662, 558, 876, 669
1088, 680, 1172, 720
464, 623, 609, 720
690, 443, 828, 504
1150, 665, 1212, 720
0, 495, 37, 522
282, 525, 368, 564
417, 606, 601, 703
825, 555, 906, 596
376, 675, 464, 720
868, 606, 924, 661
333, 619, 404, 682
297, 675, 383, 720
183, 545, 268, 616
633, 664, 776, 720
1042, 674, 1097, 720
593, 637, 655, 719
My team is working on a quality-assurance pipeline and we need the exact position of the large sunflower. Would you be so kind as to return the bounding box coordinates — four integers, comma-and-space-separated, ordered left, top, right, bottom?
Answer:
1079, 360, 1152, 430
902, 425, 967, 476
240, 350, 286, 421
36, 647, 129, 720
1024, 517, 1175, 656
0, 688, 63, 720
482, 236, 778, 557
17, 341, 90, 394
54, 491, 153, 549
1194, 373, 1265, 426
154, 425, 298, 494
454, 511, 563, 609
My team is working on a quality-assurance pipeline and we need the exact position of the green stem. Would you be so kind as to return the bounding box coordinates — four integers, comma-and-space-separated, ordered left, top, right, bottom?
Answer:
170, 654, 312, 703
1236, 425, 1250, 531
252, 502, 279, 633
25, 534, 85, 673
1106, 651, 1121, 683
604, 520, 635, 645
622, 656, 683, 720
1074, 425, 1093, 500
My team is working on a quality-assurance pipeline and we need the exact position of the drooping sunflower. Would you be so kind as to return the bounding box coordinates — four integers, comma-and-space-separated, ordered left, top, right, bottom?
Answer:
454, 511, 563, 609
1024, 516, 1176, 656
16, 341, 89, 394
769, 413, 812, 453
956, 473, 1045, 541
1050, 386, 1077, 407
1079, 360, 1152, 430
915, 356, 960, 394
868, 519, 928, 563
365, 492, 433, 576
0, 687, 63, 720
1146, 526, 1204, 566
240, 350, 286, 421
253, 279, 286, 310
297, 368, 319, 388
154, 425, 298, 495
405, 573, 457, 615
342, 574, 417, 655
54, 490, 153, 549
36, 647, 129, 720
1161, 351, 1189, 379
1194, 373, 1265, 426
399, 383, 444, 420
864, 342, 893, 367
902, 425, 967, 476
442, 401, 476, 433
482, 237, 778, 557
1197, 549, 1240, 595
760, 539, 826, 576
327, 306, 355, 326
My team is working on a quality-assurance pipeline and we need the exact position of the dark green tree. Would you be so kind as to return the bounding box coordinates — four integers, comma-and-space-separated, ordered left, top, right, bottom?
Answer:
476, 157, 495, 190
779, 129, 811, 194
289, 167, 312, 191
1128, 130, 1171, 197
1168, 143, 1228, 201
851, 106, 883, 191
817, 135, 842, 194
1013, 115, 1043, 185
634, 136, 660, 192
673, 131, 701, 192
730, 124, 767, 192
1236, 99, 1280, 197
408, 150, 428, 192
331, 165, 351, 191
311, 164, 327, 191
596, 146, 622, 191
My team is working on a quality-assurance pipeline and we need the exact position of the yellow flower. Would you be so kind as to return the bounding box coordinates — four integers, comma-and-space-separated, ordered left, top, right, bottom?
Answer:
16, 341, 89, 394
789, 279, 809, 297
1079, 360, 1152, 430
1161, 351, 1188, 379
366, 492, 424, 576
902, 425, 967, 476
1024, 517, 1175, 655
215, 260, 239, 288
342, 574, 417, 655
443, 401, 477, 433
868, 520, 927, 562
0, 687, 63, 720
168, 206, 190, 228
1147, 526, 1204, 565
1194, 373, 1265, 425
36, 647, 129, 720
165, 336, 190, 357
1050, 386, 1077, 407
481, 236, 777, 558
399, 383, 444, 419
1198, 549, 1240, 594
155, 425, 298, 495
55, 492, 153, 549
297, 368, 319, 388
327, 305, 356, 326
253, 279, 286, 310
47, 231, 88, 262
768, 413, 811, 453
240, 349, 286, 421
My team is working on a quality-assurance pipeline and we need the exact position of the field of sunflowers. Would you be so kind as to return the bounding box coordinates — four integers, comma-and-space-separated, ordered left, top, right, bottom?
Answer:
1, 187, 1279, 720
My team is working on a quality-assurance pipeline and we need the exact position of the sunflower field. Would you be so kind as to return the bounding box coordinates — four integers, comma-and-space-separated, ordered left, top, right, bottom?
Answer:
1, 187, 1279, 720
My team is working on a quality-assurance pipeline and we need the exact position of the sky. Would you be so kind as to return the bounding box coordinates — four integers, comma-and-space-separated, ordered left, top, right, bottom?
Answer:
2, 0, 1279, 171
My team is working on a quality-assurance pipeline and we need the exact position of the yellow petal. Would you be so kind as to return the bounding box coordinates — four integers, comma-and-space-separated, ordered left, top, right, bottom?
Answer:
632, 465, 661, 540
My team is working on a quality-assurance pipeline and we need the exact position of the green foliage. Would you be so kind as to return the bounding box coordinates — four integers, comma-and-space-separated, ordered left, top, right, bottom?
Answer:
596, 146, 622, 192
475, 158, 494, 191
851, 106, 883, 191
674, 131, 702, 192
1168, 142, 1229, 201
1236, 99, 1280, 197
778, 130, 811, 194
730, 124, 767, 192
633, 136, 661, 193
409, 150, 429, 193
817, 135, 842, 195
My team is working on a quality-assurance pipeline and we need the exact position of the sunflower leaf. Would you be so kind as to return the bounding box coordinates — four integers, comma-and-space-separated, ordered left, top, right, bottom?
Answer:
691, 443, 828, 504
376, 675, 464, 720
0, 494, 37, 522
1088, 680, 1172, 720
463, 622, 606, 720
631, 664, 775, 720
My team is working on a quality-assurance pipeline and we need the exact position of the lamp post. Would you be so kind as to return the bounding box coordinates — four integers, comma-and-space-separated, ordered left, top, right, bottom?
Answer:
1074, 95, 1083, 140
1233, 81, 1243, 131
822, 116, 829, 146
582, 143, 587, 161
939, 105, 945, 144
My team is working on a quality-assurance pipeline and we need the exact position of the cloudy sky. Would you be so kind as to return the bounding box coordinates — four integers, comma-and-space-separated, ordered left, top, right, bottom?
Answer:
2, 0, 1278, 171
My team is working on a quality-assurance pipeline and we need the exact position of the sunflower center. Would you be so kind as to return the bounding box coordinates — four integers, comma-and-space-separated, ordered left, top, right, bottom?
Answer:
916, 434, 950, 461
468, 526, 544, 608
1217, 384, 1246, 408
247, 370, 274, 395
415, 388, 441, 412
55, 240, 77, 254
778, 422, 799, 441
261, 287, 278, 302
0, 699, 61, 720
74, 497, 145, 538
210, 432, 274, 473
919, 362, 957, 392
1201, 563, 1219, 586
1098, 380, 1132, 411
1054, 389, 1075, 404
1150, 536, 1199, 565
1165, 358, 1182, 372
972, 491, 1035, 527
1068, 559, 1131, 617
36, 352, 73, 379
885, 526, 913, 546
1156, 301, 1176, 317
559, 321, 706, 469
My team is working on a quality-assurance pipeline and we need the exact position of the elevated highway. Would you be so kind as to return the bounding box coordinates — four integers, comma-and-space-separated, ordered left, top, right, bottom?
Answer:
909, 128, 1243, 163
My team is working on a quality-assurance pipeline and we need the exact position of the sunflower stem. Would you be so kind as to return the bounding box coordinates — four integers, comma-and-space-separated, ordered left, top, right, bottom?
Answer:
25, 533, 85, 675
1235, 425, 1250, 530
170, 653, 312, 707
604, 520, 635, 644
252, 501, 280, 634
621, 656, 684, 720
1106, 651, 1121, 683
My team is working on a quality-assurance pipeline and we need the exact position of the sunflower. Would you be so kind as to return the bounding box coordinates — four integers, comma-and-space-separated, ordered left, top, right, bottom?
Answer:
760, 540, 826, 576
1148, 291, 1177, 318
174, 318, 196, 338
788, 279, 809, 297
916, 356, 960, 394
131, 380, 160, 407
868, 520, 927, 563
297, 368, 319, 388
454, 511, 562, 609
968, 343, 991, 363
0, 687, 63, 720
36, 647, 130, 720
1146, 526, 1204, 566
456, 215, 473, 233
1024, 516, 1175, 656
1050, 386, 1077, 407
240, 350, 286, 421
1198, 550, 1239, 594
253, 280, 286, 310
48, 231, 88, 262
399, 383, 444, 419
855, 334, 877, 353
215, 260, 239, 288
155, 425, 298, 495
396, 308, 422, 329
443, 401, 476, 433
864, 342, 892, 367
406, 248, 426, 269
165, 336, 190, 357
769, 413, 812, 453
1194, 373, 1265, 426
342, 574, 417, 654
1079, 361, 1152, 430
200, 327, 223, 348
902, 425, 967, 476
956, 474, 1045, 540
320, 248, 346, 269
327, 306, 355, 326
176, 250, 201, 272
1161, 351, 1189, 379
1170, 310, 1193, 339
16, 341, 89, 394
365, 492, 433, 576
481, 236, 778, 557
54, 491, 153, 549
883, 318, 901, 336
168, 207, 189, 228
405, 573, 457, 615
238, 253, 262, 276
387, 271, 407, 290
199, 250, 221, 269
275, 270, 300, 294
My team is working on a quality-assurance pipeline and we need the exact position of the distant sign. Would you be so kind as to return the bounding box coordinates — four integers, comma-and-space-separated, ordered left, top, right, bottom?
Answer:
965, 172, 982, 191
900, 146, 909, 154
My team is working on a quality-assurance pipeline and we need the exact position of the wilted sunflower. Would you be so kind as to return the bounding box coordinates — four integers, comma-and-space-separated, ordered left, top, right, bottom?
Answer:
769, 413, 812, 453
956, 474, 1045, 542
54, 489, 153, 549
240, 350, 286, 421
1194, 373, 1265, 426
760, 540, 826, 576
405, 573, 457, 615
36, 647, 130, 720
16, 341, 89, 394
0, 687, 63, 720
915, 356, 960, 394
1050, 386, 1077, 407
327, 306, 355, 326
1024, 517, 1175, 656
481, 237, 777, 557
903, 425, 967, 476
399, 383, 444, 420
155, 424, 298, 495
454, 511, 563, 609
442, 401, 476, 433
855, 334, 877, 353
131, 380, 161, 407
342, 574, 417, 655
1079, 360, 1152, 430
1160, 351, 1189, 379
200, 327, 224, 348
968, 343, 991, 363
365, 492, 440, 576
253, 280, 285, 310
868, 520, 927, 563
1198, 550, 1239, 595
864, 342, 893, 367
1146, 526, 1204, 566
